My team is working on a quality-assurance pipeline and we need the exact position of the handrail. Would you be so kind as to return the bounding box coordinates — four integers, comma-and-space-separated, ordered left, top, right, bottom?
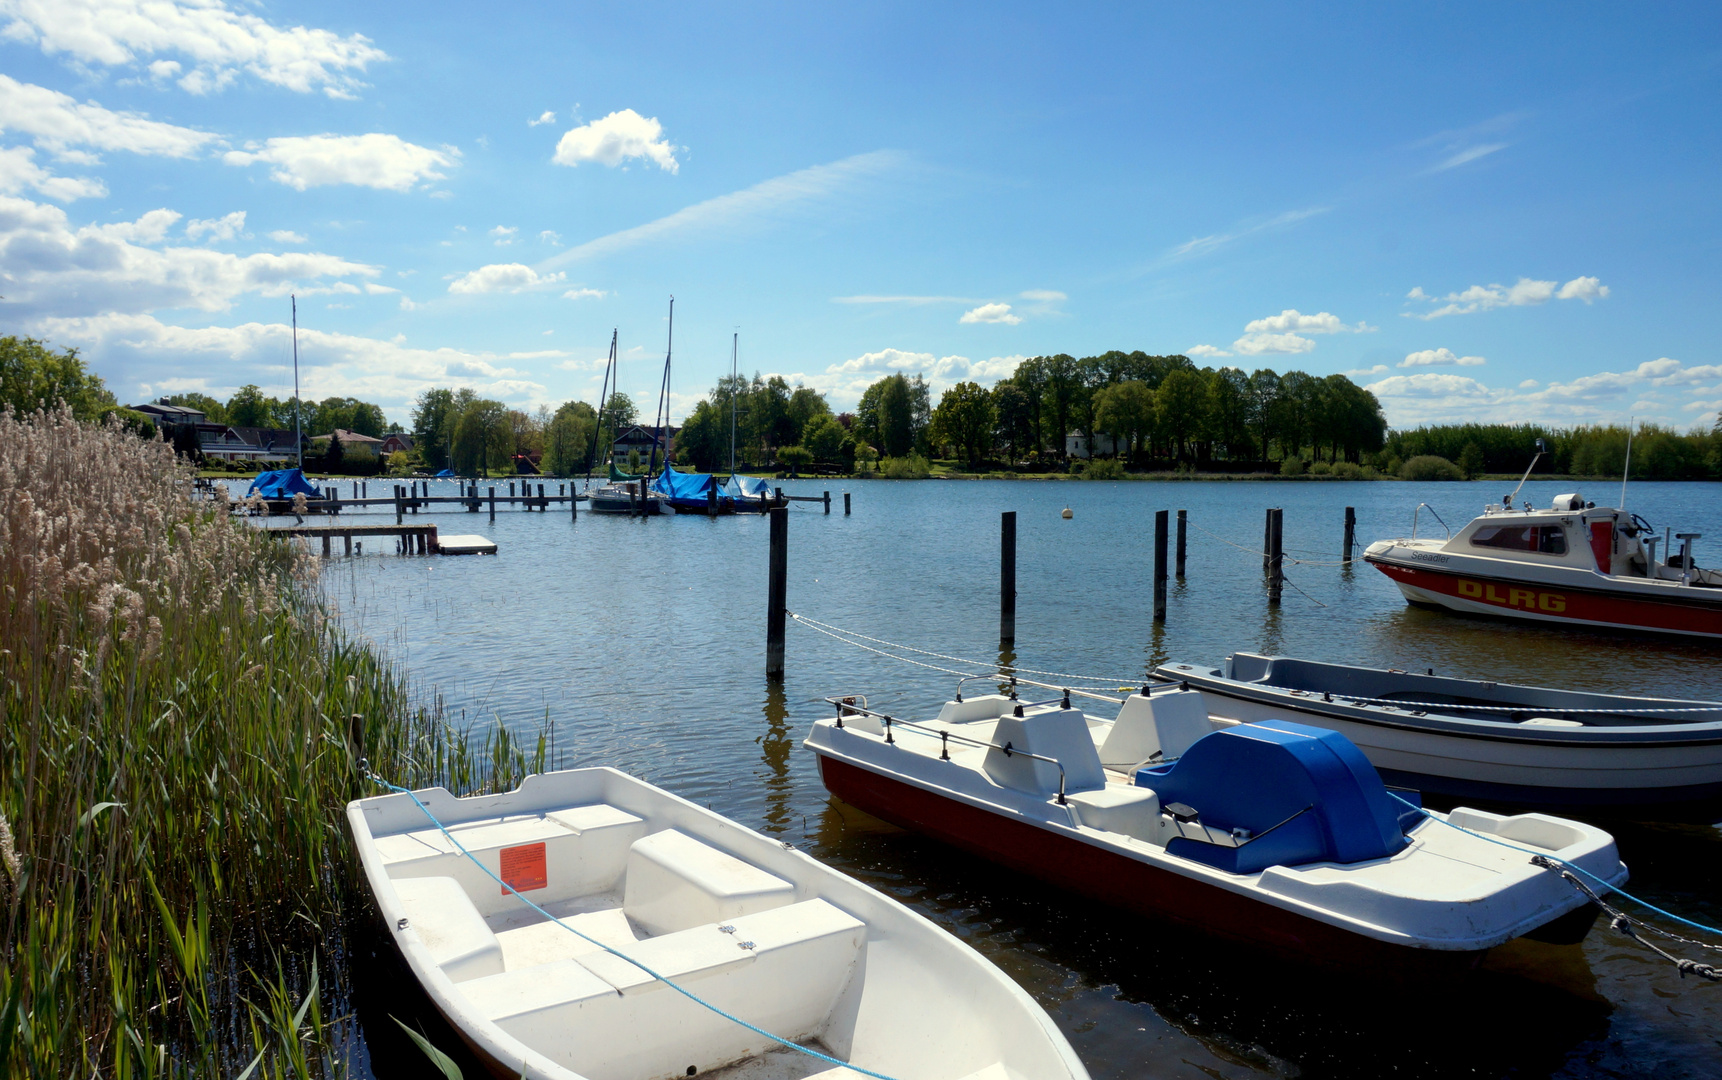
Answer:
1411, 502, 1450, 541
825, 697, 1074, 804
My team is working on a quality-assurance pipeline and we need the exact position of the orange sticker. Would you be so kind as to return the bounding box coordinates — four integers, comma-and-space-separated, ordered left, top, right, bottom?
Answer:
499, 842, 547, 894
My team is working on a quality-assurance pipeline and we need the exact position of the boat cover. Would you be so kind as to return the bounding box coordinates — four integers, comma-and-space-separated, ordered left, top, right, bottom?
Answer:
724, 474, 773, 499
610, 462, 645, 482
1136, 720, 1419, 874
435, 468, 455, 478
246, 468, 319, 499
655, 463, 715, 501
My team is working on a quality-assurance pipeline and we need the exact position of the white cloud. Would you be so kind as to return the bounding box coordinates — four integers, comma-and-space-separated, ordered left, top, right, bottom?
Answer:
1519, 379, 1540, 389
0, 195, 377, 318
1405, 275, 1609, 319
538, 151, 902, 269
35, 312, 544, 412
552, 108, 678, 172
0, 73, 215, 159
1363, 356, 1722, 427
1344, 364, 1388, 376
446, 262, 564, 294
1434, 143, 1507, 171
1229, 308, 1371, 355
362, 282, 397, 295
268, 229, 307, 243
1165, 206, 1327, 262
0, 0, 389, 99
1187, 344, 1232, 358
224, 134, 456, 192
184, 210, 246, 242
0, 145, 105, 201
1020, 289, 1066, 302
562, 287, 605, 300
1400, 347, 1485, 368
794, 347, 1025, 408
489, 225, 517, 245
539, 229, 561, 245
529, 111, 555, 127
959, 302, 1021, 325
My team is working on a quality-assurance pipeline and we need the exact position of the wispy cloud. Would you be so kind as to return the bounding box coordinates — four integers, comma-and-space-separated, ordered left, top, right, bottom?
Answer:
1404, 275, 1609, 319
1165, 206, 1328, 262
537, 150, 904, 270
1434, 143, 1507, 171
1413, 112, 1529, 174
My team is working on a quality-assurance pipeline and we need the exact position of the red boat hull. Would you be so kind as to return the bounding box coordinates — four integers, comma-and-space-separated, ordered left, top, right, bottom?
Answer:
814, 754, 1488, 978
1369, 556, 1722, 638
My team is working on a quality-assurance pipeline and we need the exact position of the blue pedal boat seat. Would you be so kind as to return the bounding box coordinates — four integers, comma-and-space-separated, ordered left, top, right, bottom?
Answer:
1136, 720, 1423, 874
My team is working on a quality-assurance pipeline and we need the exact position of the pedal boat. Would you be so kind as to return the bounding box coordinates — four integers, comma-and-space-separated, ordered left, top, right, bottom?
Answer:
803, 687, 1627, 976
348, 767, 1088, 1080
1155, 654, 1722, 821
1364, 491, 1722, 637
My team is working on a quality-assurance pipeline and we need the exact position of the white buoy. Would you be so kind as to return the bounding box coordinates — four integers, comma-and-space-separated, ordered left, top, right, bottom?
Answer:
1061, 507, 1073, 519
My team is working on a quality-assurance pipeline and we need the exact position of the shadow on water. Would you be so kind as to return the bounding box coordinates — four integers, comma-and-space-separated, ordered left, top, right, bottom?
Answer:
808, 803, 1628, 1080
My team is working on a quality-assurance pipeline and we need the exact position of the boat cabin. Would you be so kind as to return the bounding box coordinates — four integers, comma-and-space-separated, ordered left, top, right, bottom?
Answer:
1440, 492, 1713, 582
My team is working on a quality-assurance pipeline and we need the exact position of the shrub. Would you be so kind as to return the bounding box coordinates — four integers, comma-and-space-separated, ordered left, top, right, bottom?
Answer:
879, 452, 931, 479
1400, 454, 1464, 481
1331, 461, 1362, 479
1280, 455, 1307, 476
1360, 465, 1381, 479
777, 445, 813, 475
1309, 461, 1332, 476
1082, 458, 1126, 480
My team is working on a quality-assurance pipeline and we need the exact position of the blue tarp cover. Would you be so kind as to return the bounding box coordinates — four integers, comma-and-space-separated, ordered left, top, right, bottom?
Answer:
435, 468, 455, 478
655, 463, 715, 502
1136, 719, 1414, 874
246, 468, 319, 499
723, 474, 772, 499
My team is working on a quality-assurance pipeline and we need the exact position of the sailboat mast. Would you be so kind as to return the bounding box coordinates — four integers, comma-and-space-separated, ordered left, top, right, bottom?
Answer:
730, 331, 737, 476
291, 295, 302, 470
587, 330, 616, 485
649, 297, 672, 476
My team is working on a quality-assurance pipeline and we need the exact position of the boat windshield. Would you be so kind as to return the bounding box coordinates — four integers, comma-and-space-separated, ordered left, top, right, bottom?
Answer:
1471, 524, 1567, 555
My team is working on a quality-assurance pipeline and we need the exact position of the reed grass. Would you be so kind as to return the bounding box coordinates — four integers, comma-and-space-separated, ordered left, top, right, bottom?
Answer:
0, 407, 543, 1077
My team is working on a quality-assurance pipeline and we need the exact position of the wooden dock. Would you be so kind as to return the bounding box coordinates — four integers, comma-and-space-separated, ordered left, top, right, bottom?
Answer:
262, 523, 441, 556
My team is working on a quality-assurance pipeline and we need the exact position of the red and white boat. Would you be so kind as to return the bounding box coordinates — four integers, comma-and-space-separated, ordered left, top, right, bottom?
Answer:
804, 685, 1625, 976
1365, 490, 1722, 638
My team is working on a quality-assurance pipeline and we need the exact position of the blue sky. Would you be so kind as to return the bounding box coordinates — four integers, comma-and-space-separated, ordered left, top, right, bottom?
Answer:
3, 1, 1720, 430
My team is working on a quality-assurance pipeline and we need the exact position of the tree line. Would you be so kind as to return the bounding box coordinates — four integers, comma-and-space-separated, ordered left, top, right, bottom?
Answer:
1385, 422, 1722, 481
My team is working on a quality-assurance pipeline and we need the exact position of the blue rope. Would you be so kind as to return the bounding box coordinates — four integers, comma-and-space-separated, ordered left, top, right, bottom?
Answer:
362, 771, 907, 1080
1389, 792, 1722, 939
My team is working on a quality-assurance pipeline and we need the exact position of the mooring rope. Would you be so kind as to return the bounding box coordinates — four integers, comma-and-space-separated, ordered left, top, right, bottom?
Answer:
1182, 519, 1355, 568
1387, 790, 1722, 976
1526, 854, 1720, 980
788, 613, 1133, 687
360, 766, 909, 1080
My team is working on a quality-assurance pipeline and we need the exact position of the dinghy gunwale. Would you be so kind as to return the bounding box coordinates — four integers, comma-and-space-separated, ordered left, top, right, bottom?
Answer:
347, 766, 1090, 1080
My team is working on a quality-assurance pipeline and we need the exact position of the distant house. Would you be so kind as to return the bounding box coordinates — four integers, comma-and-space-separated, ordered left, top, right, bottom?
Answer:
380, 432, 414, 456
313, 428, 385, 447
1065, 431, 1121, 459
610, 424, 676, 464
133, 399, 207, 425
214, 426, 306, 462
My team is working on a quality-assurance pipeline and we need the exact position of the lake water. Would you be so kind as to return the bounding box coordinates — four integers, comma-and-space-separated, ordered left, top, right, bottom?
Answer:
305, 476, 1722, 1079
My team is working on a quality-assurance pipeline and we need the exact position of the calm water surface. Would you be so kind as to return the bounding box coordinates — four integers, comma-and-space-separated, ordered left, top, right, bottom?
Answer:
300, 477, 1722, 1079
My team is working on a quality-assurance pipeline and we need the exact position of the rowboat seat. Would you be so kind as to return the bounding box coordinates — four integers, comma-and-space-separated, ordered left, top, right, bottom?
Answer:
1065, 785, 1160, 841
394, 875, 505, 982
624, 829, 796, 936
982, 708, 1108, 797
463, 899, 867, 1079
1099, 690, 1212, 768
933, 694, 1014, 726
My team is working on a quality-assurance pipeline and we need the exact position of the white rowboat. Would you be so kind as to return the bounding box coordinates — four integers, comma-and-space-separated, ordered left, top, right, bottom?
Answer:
348, 767, 1090, 1080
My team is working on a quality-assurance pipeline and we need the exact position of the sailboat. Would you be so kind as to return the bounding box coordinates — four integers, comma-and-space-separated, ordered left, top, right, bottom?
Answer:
584, 328, 661, 516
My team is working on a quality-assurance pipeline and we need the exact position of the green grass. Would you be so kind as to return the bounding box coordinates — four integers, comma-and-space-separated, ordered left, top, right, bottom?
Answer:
1, 408, 540, 1078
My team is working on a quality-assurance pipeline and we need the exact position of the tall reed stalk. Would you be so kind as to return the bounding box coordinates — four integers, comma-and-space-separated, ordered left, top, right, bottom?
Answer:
0, 407, 542, 1077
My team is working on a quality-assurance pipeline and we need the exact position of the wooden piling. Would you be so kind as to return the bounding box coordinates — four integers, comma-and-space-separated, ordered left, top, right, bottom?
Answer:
1153, 509, 1169, 622
844, 492, 851, 516
571, 484, 578, 520
1263, 508, 1273, 569
322, 534, 331, 557
343, 534, 352, 557
489, 486, 496, 522
707, 486, 717, 516
823, 491, 831, 514
1268, 508, 1284, 606
767, 507, 788, 678
394, 485, 403, 524
1000, 511, 1017, 644
362, 481, 367, 499
1343, 506, 1356, 564
538, 483, 545, 510
1176, 509, 1187, 577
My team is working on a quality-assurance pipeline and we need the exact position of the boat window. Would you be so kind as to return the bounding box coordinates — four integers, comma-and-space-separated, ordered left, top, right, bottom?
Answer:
1470, 525, 1567, 555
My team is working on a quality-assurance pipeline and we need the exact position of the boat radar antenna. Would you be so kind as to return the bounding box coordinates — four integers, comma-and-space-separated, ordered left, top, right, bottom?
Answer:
1620, 419, 1635, 513
1506, 438, 1546, 508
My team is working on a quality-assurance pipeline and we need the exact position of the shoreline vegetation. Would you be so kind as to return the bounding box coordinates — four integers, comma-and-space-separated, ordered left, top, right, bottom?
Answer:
0, 406, 541, 1076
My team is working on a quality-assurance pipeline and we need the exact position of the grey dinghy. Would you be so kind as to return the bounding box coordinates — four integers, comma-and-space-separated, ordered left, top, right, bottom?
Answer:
349, 767, 1088, 1080
1155, 654, 1722, 820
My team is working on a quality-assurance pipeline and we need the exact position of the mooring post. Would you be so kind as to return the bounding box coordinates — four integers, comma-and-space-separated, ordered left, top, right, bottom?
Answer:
1153, 509, 1169, 622
767, 507, 788, 678
344, 534, 352, 557
394, 485, 403, 524
322, 534, 332, 558
509, 481, 515, 498
1343, 506, 1356, 564
1000, 511, 1017, 644
362, 481, 368, 499
489, 486, 496, 522
844, 491, 851, 516
538, 483, 546, 510
571, 483, 578, 520
1268, 507, 1284, 606
1176, 509, 1188, 578
707, 486, 717, 516
1263, 508, 1273, 569
823, 491, 831, 514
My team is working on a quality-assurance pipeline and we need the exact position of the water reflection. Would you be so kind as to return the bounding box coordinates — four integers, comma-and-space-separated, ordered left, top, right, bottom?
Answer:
756, 679, 794, 835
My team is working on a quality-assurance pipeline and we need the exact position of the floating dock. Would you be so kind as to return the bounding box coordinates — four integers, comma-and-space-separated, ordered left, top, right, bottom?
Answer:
435, 534, 498, 555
